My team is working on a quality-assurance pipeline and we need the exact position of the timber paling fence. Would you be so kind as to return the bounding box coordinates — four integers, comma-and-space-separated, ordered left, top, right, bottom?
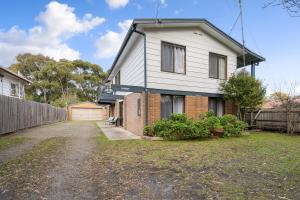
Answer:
0, 95, 67, 135
246, 109, 300, 133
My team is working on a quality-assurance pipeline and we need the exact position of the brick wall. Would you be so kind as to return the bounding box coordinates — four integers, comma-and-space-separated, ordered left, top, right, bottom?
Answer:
124, 93, 145, 136
185, 96, 208, 119
148, 93, 161, 126
225, 101, 237, 115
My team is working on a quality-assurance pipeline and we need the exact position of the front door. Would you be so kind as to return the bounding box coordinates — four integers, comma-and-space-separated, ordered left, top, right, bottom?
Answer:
119, 101, 123, 126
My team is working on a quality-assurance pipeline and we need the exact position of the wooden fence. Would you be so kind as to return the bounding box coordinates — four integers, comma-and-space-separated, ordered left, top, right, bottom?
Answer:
246, 109, 300, 133
0, 95, 67, 135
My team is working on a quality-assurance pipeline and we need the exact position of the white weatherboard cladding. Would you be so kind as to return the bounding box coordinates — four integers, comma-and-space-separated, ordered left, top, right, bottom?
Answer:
117, 35, 144, 87
144, 27, 238, 94
0, 73, 25, 98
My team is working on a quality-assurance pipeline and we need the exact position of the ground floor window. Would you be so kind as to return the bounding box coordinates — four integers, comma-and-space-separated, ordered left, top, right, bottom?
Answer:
161, 95, 184, 119
10, 82, 18, 97
208, 97, 224, 116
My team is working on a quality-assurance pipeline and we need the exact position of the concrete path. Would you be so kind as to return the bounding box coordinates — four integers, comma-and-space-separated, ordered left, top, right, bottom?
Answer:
96, 121, 141, 140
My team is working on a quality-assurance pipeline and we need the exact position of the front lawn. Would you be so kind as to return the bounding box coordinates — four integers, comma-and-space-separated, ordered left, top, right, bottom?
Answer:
92, 132, 300, 199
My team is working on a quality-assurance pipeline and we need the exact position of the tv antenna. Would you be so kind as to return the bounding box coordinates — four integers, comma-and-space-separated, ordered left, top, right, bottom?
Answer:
238, 0, 246, 67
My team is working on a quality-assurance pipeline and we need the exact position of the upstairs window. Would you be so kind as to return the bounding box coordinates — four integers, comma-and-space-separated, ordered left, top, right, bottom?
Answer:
115, 71, 120, 85
209, 53, 227, 79
161, 95, 184, 119
10, 82, 18, 97
161, 42, 185, 74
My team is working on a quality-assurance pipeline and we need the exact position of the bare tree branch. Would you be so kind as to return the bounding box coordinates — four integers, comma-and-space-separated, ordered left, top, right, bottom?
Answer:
264, 0, 300, 17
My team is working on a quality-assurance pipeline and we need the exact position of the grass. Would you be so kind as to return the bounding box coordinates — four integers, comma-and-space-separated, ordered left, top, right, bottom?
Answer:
0, 135, 28, 151
0, 137, 67, 175
93, 132, 300, 199
0, 137, 67, 198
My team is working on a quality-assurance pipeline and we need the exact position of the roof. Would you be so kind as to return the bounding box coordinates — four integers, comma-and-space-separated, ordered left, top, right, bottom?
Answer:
68, 102, 105, 108
0, 66, 32, 84
107, 18, 265, 80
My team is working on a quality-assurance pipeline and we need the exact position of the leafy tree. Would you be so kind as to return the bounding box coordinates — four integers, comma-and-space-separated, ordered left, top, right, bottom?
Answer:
51, 94, 81, 108
72, 60, 107, 102
220, 70, 266, 120
9, 53, 106, 107
9, 53, 53, 81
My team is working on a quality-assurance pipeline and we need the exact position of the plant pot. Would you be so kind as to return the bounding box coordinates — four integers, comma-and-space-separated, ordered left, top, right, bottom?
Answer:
213, 128, 224, 137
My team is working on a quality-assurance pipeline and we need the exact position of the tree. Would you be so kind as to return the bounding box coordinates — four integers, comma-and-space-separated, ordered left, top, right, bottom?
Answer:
9, 53, 107, 107
264, 0, 300, 17
9, 53, 53, 81
72, 60, 107, 102
220, 70, 266, 121
271, 83, 300, 134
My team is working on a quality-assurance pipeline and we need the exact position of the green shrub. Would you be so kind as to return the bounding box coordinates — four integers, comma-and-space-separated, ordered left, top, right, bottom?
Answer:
194, 120, 211, 138
220, 114, 248, 137
143, 125, 154, 137
169, 113, 188, 122
148, 114, 211, 140
204, 115, 222, 130
144, 113, 247, 140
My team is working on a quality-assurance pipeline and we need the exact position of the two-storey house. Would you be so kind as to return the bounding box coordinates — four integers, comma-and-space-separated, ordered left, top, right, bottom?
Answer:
99, 19, 265, 136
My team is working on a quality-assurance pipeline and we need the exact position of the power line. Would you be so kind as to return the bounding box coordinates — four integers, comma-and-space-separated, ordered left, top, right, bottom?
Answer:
228, 13, 241, 35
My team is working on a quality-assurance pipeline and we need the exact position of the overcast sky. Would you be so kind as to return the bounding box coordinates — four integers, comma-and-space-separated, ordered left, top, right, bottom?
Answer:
0, 0, 299, 93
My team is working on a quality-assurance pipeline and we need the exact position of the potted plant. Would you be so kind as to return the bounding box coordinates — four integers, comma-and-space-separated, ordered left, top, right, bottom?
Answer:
213, 123, 224, 137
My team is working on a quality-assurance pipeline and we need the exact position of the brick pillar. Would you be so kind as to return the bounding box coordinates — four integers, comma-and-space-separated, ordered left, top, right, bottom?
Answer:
225, 101, 237, 115
148, 93, 161, 126
185, 96, 208, 119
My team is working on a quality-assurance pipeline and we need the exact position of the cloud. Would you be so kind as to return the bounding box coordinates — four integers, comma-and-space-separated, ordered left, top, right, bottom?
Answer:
94, 19, 132, 59
0, 1, 105, 66
174, 8, 184, 15
159, 0, 168, 7
106, 0, 129, 9
133, 2, 143, 10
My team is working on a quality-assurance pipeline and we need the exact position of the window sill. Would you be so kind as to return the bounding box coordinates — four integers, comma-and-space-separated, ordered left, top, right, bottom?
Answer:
161, 70, 186, 75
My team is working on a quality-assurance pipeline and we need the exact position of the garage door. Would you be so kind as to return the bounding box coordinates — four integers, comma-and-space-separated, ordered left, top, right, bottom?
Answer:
72, 108, 105, 121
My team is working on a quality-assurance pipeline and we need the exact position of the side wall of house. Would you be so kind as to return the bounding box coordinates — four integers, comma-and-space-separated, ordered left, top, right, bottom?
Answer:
111, 35, 145, 87
124, 93, 145, 136
0, 72, 25, 98
144, 27, 237, 94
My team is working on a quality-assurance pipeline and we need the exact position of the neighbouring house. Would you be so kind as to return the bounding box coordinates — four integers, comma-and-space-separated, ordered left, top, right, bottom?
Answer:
98, 19, 265, 136
68, 102, 109, 121
0, 66, 31, 99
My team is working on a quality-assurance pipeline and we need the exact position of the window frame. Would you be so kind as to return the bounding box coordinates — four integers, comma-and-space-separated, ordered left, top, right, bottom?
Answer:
208, 97, 225, 116
10, 82, 18, 97
160, 94, 185, 119
161, 41, 186, 74
137, 97, 141, 116
209, 52, 227, 80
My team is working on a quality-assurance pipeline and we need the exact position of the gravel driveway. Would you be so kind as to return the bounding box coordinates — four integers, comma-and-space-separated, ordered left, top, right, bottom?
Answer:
0, 121, 100, 200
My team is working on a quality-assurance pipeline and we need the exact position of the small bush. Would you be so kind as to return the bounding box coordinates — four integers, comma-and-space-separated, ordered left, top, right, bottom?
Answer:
169, 113, 188, 123
143, 125, 154, 137
220, 114, 248, 137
